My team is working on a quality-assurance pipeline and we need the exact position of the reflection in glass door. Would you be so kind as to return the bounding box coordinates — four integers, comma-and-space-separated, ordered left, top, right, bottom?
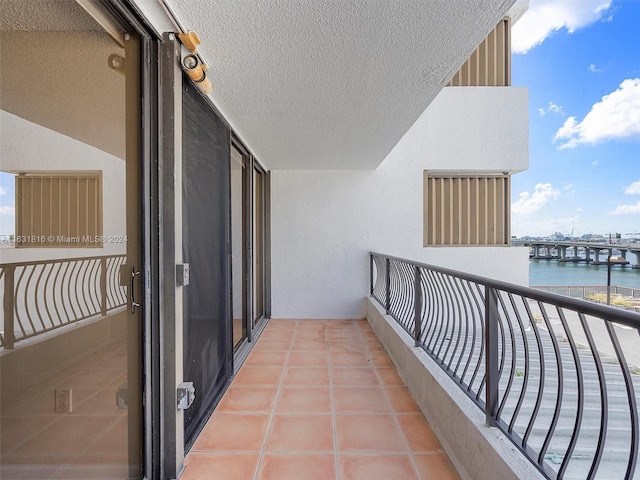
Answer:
253, 167, 266, 327
0, 3, 143, 478
231, 146, 247, 349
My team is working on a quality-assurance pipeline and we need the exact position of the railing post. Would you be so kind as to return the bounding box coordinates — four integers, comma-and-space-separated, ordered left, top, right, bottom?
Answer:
100, 257, 107, 316
3, 265, 15, 349
385, 258, 391, 314
485, 286, 499, 427
370, 254, 374, 295
414, 266, 422, 347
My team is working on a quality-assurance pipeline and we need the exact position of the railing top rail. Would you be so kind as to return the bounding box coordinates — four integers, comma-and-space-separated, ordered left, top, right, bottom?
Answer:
371, 251, 640, 329
0, 254, 126, 269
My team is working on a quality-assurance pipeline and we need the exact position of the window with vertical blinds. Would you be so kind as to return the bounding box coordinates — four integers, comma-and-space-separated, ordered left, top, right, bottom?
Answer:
15, 172, 103, 247
447, 18, 511, 87
423, 173, 510, 246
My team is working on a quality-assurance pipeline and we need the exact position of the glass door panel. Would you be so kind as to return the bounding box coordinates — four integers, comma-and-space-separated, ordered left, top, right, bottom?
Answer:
0, 3, 143, 478
182, 81, 232, 449
231, 146, 247, 349
252, 168, 265, 326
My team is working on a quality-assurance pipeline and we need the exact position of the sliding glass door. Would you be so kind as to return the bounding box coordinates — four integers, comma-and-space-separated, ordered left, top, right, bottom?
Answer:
252, 166, 267, 327
181, 80, 233, 449
230, 142, 269, 352
0, 3, 146, 478
231, 146, 247, 350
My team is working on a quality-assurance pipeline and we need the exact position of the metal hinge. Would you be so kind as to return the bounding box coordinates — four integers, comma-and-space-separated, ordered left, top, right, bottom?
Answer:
177, 382, 195, 410
176, 263, 190, 286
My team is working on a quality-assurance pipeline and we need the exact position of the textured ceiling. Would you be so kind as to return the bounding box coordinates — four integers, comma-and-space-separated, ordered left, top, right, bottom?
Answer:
159, 0, 516, 170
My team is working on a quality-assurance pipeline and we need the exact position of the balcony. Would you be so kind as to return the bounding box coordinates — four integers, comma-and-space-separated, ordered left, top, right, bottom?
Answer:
6, 250, 639, 480
181, 319, 460, 480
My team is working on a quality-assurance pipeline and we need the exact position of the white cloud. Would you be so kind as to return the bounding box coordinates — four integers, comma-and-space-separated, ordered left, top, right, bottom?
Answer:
624, 181, 640, 195
554, 79, 640, 149
610, 202, 640, 215
512, 0, 612, 54
0, 186, 6, 195
548, 102, 564, 115
611, 181, 640, 214
512, 183, 560, 216
589, 64, 602, 73
590, 160, 599, 169
610, 178, 640, 213
602, 13, 615, 23
0, 206, 15, 215
539, 101, 564, 116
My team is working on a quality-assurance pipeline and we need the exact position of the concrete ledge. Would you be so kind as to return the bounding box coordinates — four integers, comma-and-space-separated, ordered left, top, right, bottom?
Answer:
366, 297, 545, 480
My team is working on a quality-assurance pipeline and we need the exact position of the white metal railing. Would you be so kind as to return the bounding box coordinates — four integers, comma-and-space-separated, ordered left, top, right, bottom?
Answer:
1, 255, 126, 349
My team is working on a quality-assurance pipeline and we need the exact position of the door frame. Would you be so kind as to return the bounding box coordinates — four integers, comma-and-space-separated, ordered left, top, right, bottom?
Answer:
157, 29, 273, 480
82, 2, 160, 478
229, 135, 271, 367
230, 139, 251, 349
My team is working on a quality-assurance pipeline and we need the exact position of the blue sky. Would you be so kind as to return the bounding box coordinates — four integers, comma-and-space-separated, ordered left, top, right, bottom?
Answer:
0, 173, 13, 238
510, 0, 640, 238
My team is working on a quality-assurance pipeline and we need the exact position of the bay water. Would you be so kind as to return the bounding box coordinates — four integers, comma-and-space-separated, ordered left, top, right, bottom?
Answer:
529, 258, 640, 289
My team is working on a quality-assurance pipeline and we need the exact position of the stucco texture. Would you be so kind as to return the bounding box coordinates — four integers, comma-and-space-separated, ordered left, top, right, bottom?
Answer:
271, 88, 529, 318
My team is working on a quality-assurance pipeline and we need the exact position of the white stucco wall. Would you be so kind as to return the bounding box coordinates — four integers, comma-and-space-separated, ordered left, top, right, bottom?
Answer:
271, 87, 530, 319
0, 110, 126, 263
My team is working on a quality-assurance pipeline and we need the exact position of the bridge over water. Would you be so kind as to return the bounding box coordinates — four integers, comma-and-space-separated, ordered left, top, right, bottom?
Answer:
512, 240, 640, 269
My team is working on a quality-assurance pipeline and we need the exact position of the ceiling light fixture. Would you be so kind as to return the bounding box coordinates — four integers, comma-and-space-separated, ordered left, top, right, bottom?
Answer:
158, 1, 214, 95
181, 52, 212, 94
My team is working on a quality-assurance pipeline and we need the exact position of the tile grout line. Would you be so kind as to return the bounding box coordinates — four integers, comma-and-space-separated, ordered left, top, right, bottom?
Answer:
251, 320, 294, 480
324, 324, 341, 480
369, 326, 424, 480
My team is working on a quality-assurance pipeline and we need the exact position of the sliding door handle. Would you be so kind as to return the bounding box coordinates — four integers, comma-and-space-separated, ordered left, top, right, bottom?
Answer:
130, 265, 141, 313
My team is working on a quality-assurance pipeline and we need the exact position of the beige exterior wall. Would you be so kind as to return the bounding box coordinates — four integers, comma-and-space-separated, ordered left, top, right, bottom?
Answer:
448, 18, 511, 87
15, 173, 103, 248
424, 174, 510, 246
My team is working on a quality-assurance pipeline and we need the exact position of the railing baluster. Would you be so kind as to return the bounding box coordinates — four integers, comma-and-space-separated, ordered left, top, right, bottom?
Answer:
522, 301, 546, 449
537, 302, 564, 466
101, 257, 108, 316
3, 265, 15, 349
414, 265, 422, 347
470, 283, 486, 401
496, 292, 517, 421
385, 258, 391, 314
604, 321, 638, 479
370, 253, 374, 295
578, 313, 608, 479
506, 293, 531, 436
485, 286, 499, 427
556, 307, 585, 479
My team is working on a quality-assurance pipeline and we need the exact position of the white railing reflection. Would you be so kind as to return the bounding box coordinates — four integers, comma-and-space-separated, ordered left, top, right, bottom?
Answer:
0, 255, 126, 349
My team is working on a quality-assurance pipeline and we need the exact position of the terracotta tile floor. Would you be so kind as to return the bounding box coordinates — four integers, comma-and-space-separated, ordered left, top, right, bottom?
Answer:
182, 319, 460, 480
